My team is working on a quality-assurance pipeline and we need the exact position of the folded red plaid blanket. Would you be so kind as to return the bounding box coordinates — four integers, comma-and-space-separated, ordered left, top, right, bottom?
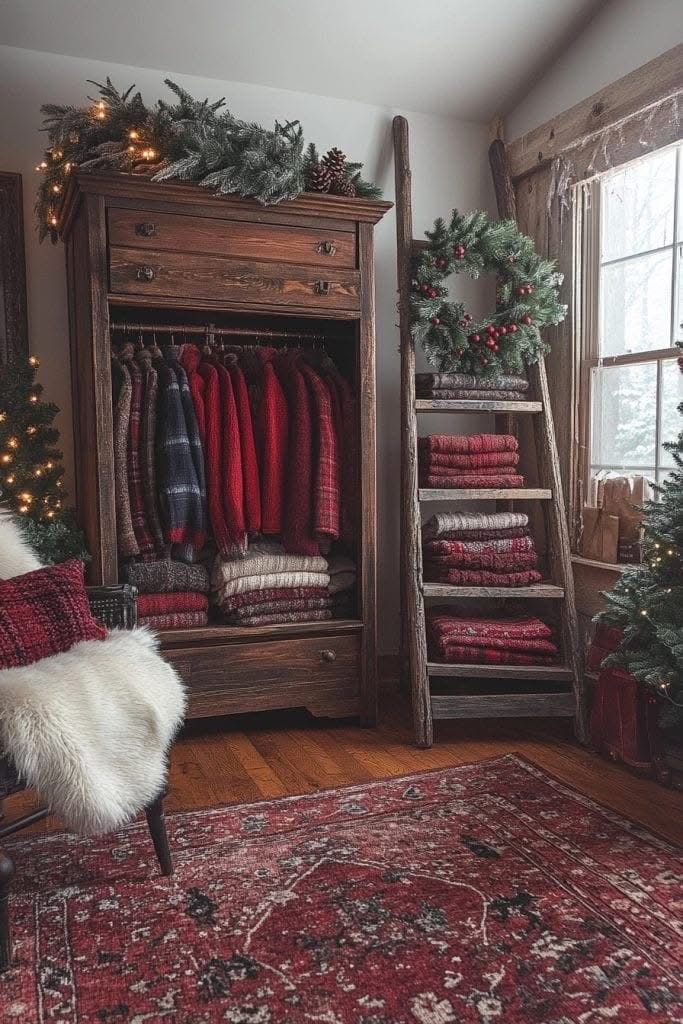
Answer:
432, 645, 557, 666
236, 609, 333, 627
423, 451, 520, 468
225, 596, 332, 621
217, 585, 329, 612
424, 537, 535, 556
137, 591, 209, 616
425, 569, 543, 586
428, 611, 553, 642
139, 611, 208, 630
425, 550, 538, 572
419, 434, 518, 455
420, 464, 519, 477
421, 474, 525, 489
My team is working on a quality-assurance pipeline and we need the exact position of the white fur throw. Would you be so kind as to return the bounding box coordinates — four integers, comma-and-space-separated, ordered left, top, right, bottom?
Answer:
0, 509, 42, 578
0, 630, 185, 834
0, 511, 187, 835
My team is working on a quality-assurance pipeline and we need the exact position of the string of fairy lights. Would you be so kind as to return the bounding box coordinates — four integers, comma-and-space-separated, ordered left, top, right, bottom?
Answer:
36, 98, 158, 230
0, 355, 63, 519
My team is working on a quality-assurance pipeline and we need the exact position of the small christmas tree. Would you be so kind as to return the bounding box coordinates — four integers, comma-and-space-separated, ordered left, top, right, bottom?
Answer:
596, 346, 683, 730
0, 354, 87, 564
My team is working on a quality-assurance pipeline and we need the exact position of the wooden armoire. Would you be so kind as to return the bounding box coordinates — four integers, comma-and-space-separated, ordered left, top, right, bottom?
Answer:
59, 172, 391, 725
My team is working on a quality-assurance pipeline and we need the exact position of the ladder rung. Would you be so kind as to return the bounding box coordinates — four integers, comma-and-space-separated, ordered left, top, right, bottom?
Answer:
427, 663, 574, 680
422, 582, 564, 599
419, 487, 552, 501
416, 399, 542, 413
430, 689, 575, 719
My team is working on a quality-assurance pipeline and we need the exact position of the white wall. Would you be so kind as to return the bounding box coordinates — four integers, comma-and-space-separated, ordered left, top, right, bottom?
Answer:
507, 0, 682, 139
0, 44, 493, 654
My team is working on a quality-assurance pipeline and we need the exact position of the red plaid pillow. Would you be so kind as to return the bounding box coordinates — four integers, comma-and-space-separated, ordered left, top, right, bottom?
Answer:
0, 560, 107, 670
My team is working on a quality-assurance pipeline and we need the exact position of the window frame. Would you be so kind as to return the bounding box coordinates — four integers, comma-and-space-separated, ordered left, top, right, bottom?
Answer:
574, 143, 682, 522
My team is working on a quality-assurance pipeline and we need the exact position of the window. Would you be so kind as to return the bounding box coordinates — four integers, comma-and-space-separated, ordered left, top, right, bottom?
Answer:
576, 143, 682, 504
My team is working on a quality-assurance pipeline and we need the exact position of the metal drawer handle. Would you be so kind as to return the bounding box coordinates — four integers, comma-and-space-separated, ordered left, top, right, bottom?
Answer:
314, 280, 331, 296
320, 649, 337, 663
136, 266, 155, 282
135, 222, 157, 237
316, 240, 337, 256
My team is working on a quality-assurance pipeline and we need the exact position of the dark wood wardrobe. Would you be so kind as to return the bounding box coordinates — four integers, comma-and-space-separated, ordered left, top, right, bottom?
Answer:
59, 172, 390, 724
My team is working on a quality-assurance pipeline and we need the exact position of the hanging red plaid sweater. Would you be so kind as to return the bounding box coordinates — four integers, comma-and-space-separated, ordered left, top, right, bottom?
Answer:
275, 352, 318, 555
300, 362, 340, 543
255, 349, 289, 536
216, 361, 247, 555
122, 347, 155, 556
227, 358, 261, 536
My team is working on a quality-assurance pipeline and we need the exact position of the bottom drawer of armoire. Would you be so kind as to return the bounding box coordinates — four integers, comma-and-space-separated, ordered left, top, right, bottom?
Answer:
163, 632, 362, 720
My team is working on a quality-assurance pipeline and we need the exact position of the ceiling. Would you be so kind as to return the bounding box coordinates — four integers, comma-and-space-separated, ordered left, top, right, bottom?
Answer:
0, 0, 606, 121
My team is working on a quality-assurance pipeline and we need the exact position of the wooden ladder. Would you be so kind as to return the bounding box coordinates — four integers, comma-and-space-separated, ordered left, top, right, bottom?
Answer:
393, 115, 588, 748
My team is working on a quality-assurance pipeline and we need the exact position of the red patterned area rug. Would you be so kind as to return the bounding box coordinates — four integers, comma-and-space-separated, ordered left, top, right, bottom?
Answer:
1, 754, 681, 1024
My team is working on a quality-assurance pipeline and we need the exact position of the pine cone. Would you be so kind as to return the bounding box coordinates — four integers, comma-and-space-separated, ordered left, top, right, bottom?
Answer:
307, 162, 332, 193
322, 147, 347, 177
329, 175, 357, 198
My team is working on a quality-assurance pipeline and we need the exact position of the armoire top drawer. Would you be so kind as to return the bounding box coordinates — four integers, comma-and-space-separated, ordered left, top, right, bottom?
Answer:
109, 246, 361, 311
107, 208, 357, 270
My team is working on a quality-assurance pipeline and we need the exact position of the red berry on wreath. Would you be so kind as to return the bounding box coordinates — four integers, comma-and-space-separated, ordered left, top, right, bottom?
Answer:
522, 314, 532, 325
508, 324, 518, 333
492, 343, 500, 352
498, 326, 507, 336
464, 313, 472, 322
485, 338, 496, 349
480, 357, 488, 366
431, 316, 440, 326
487, 324, 496, 335
471, 334, 480, 343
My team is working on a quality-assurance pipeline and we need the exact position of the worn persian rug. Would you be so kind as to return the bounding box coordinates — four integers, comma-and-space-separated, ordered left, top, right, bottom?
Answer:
1, 755, 681, 1023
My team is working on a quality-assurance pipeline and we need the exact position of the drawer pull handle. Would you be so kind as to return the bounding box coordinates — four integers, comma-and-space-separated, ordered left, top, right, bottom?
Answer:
314, 280, 331, 296
135, 222, 157, 237
320, 648, 337, 663
316, 240, 337, 256
136, 266, 156, 282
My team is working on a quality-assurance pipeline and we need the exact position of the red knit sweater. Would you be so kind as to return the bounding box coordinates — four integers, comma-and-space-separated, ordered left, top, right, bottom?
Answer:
256, 349, 289, 535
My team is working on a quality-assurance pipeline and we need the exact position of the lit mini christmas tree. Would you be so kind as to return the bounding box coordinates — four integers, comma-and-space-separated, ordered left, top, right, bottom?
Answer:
597, 346, 683, 730
0, 354, 87, 564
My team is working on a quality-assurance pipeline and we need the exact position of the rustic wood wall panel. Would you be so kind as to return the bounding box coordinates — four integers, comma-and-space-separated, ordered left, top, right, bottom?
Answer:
0, 173, 29, 365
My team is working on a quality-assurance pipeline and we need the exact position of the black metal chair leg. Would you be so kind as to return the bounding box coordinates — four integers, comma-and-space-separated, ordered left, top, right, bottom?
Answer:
0, 848, 15, 971
145, 794, 173, 877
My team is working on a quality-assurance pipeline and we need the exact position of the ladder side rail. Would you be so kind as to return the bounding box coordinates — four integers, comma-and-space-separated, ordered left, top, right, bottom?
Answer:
393, 115, 432, 747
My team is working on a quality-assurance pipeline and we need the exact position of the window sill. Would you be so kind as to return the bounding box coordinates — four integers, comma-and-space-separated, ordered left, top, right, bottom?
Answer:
571, 554, 632, 574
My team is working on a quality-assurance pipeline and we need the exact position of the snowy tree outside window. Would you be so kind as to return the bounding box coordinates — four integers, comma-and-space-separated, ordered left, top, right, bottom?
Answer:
583, 143, 682, 491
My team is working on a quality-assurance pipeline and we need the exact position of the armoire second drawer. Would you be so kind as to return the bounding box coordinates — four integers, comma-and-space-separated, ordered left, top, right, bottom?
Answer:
108, 208, 358, 269
109, 246, 361, 311
163, 632, 362, 719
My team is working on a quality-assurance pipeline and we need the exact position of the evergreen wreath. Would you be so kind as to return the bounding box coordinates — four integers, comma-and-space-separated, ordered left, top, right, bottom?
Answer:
411, 209, 567, 376
36, 78, 382, 242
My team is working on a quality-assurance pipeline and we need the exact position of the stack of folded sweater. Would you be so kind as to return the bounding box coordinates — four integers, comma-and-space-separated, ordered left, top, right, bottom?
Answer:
213, 539, 332, 626
422, 511, 542, 587
122, 559, 211, 629
419, 434, 524, 489
416, 373, 529, 402
427, 608, 559, 666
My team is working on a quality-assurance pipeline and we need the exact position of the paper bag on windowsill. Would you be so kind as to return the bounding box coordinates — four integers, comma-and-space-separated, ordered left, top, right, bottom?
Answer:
601, 476, 646, 563
579, 506, 620, 564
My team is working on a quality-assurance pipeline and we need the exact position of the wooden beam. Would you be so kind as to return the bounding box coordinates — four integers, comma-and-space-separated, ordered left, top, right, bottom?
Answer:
431, 692, 575, 718
427, 663, 573, 680
507, 44, 683, 181
423, 582, 564, 599
393, 114, 433, 748
419, 488, 552, 501
415, 398, 542, 413
488, 139, 517, 220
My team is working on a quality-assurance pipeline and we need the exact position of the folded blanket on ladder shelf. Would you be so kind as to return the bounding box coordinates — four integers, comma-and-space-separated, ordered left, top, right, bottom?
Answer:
122, 559, 211, 594
422, 511, 529, 541
417, 388, 527, 401
424, 537, 535, 556
430, 645, 558, 666
423, 451, 520, 468
416, 373, 529, 394
420, 473, 525, 489
419, 434, 518, 455
426, 568, 543, 587
424, 549, 538, 573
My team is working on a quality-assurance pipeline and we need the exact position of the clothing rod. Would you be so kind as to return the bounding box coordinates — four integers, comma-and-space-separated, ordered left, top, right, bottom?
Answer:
109, 322, 326, 340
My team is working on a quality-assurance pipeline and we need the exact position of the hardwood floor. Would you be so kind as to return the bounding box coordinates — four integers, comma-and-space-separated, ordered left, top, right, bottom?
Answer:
7, 686, 683, 845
